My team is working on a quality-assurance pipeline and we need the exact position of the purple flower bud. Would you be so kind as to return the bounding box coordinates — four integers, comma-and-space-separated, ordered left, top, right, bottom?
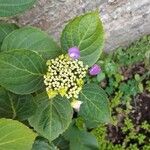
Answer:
89, 64, 101, 76
68, 47, 80, 59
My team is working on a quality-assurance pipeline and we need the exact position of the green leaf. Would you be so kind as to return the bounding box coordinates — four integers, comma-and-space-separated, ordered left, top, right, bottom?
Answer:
61, 12, 104, 66
79, 84, 111, 127
64, 123, 99, 150
0, 49, 46, 94
134, 74, 141, 81
0, 118, 37, 150
97, 72, 105, 82
145, 50, 150, 69
32, 137, 57, 150
0, 23, 18, 47
53, 135, 69, 150
0, 0, 37, 17
29, 92, 73, 142
0, 87, 36, 120
1, 27, 61, 59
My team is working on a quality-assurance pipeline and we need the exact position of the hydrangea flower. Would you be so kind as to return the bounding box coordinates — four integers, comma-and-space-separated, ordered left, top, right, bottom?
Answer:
68, 47, 80, 59
71, 99, 83, 112
44, 53, 88, 99
89, 64, 101, 76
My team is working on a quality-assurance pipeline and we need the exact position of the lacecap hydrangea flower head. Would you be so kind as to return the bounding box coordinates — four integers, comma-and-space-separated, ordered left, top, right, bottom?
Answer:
44, 47, 88, 99
44, 47, 101, 110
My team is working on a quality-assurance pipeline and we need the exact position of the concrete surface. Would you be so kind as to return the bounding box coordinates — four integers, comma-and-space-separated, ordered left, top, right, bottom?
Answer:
9, 0, 150, 51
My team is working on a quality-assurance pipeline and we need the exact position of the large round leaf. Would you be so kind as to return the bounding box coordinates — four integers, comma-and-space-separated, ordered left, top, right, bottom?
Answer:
0, 49, 46, 94
32, 137, 57, 150
61, 12, 104, 66
0, 118, 36, 150
1, 27, 61, 59
53, 135, 69, 150
64, 123, 99, 150
0, 23, 18, 46
0, 87, 36, 120
29, 92, 73, 142
79, 84, 111, 127
0, 0, 37, 17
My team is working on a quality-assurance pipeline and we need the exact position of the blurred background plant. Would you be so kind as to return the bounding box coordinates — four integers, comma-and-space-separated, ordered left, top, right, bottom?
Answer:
91, 35, 150, 150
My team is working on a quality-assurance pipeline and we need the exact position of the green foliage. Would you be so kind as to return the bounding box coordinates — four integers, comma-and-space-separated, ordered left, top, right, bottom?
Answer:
122, 117, 149, 148
79, 83, 111, 127
97, 72, 106, 82
29, 92, 73, 142
119, 79, 140, 97
0, 7, 149, 149
1, 10, 149, 149
0, 11, 108, 149
93, 124, 124, 150
94, 35, 150, 103
92, 35, 150, 150
144, 50, 150, 69
1, 27, 61, 59
32, 137, 57, 150
0, 23, 18, 46
141, 121, 150, 132
113, 35, 150, 66
0, 118, 36, 150
0, 87, 36, 120
64, 122, 99, 150
146, 80, 150, 92
53, 135, 69, 150
0, 49, 46, 94
0, 0, 37, 17
61, 12, 104, 66
93, 101, 150, 150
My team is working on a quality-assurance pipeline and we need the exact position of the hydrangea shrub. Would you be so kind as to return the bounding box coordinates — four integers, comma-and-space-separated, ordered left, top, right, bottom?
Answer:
0, 11, 111, 149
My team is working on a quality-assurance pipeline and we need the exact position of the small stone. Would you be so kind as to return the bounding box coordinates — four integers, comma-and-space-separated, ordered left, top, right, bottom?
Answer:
108, 0, 116, 4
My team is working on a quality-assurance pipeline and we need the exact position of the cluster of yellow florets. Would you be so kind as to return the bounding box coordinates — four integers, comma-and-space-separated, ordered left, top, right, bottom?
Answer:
44, 54, 88, 99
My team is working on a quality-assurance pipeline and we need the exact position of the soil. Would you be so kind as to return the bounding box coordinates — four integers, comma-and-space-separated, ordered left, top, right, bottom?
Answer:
132, 93, 150, 124
121, 62, 146, 81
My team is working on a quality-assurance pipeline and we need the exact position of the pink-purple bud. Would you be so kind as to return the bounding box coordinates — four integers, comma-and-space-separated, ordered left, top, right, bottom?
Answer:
68, 47, 80, 59
89, 64, 101, 76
